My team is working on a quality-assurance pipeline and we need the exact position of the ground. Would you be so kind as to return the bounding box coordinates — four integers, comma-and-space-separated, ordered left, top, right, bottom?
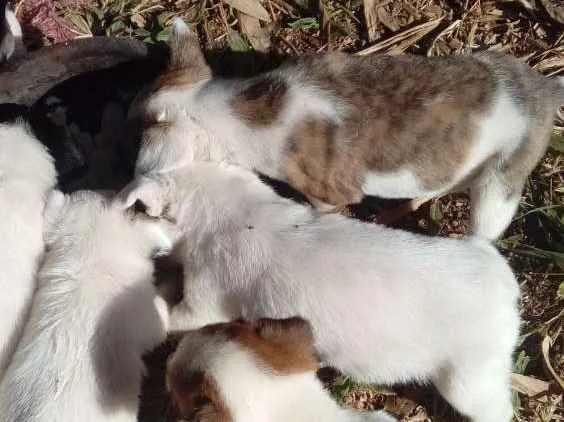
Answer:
12, 0, 564, 421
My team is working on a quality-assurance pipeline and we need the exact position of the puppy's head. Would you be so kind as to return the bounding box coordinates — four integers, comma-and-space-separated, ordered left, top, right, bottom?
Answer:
42, 189, 179, 258
166, 317, 318, 421
128, 18, 213, 175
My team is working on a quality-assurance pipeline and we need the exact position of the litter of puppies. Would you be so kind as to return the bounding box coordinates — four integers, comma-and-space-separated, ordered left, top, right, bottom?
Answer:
0, 5, 562, 422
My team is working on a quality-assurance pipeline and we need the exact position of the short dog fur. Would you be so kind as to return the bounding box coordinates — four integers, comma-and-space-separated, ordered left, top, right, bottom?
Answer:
167, 318, 397, 422
129, 18, 564, 240
122, 162, 520, 422
0, 191, 176, 422
0, 123, 56, 379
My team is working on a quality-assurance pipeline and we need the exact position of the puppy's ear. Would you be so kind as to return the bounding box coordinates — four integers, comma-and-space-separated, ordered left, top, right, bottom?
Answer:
43, 189, 67, 237
118, 176, 168, 218
255, 317, 315, 347
168, 18, 211, 79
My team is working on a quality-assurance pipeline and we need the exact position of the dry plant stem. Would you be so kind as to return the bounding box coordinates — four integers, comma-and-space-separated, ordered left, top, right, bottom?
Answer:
357, 15, 444, 55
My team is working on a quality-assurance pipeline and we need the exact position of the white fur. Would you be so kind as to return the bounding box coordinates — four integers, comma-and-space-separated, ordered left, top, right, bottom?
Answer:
362, 90, 527, 205
0, 191, 174, 422
0, 123, 56, 379
122, 162, 520, 422
134, 77, 341, 178
171, 331, 397, 422
4, 8, 21, 37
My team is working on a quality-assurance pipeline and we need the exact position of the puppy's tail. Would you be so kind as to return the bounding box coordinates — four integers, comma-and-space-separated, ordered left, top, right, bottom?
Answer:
0, 0, 24, 64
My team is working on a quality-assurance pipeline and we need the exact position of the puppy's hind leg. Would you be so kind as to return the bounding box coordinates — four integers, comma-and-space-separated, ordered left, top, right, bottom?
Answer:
471, 112, 555, 240
470, 165, 522, 240
432, 357, 514, 422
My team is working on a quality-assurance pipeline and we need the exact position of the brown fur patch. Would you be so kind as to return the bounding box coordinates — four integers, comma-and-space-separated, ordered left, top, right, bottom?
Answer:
203, 317, 319, 375
166, 369, 233, 422
166, 318, 317, 421
230, 76, 288, 127
281, 53, 496, 204
285, 118, 366, 206
150, 67, 211, 94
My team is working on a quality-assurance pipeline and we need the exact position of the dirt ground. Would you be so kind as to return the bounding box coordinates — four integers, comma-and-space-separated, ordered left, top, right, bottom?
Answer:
12, 0, 564, 421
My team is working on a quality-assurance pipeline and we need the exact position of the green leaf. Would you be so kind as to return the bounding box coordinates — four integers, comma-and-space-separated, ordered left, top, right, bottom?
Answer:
289, 17, 320, 30
558, 282, 564, 300
155, 30, 169, 42
514, 350, 530, 374
228, 29, 250, 52
134, 27, 151, 38
429, 200, 443, 223
108, 20, 125, 34
550, 131, 564, 152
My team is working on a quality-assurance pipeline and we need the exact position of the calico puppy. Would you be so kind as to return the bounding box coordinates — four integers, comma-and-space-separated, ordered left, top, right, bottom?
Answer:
129, 19, 564, 240
121, 162, 520, 422
0, 123, 56, 379
0, 191, 177, 422
167, 318, 397, 422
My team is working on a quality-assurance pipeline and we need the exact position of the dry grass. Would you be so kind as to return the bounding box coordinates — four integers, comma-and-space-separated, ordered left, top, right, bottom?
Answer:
15, 0, 564, 420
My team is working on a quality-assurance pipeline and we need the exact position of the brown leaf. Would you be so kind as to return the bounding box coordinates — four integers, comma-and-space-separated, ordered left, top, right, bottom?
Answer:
224, 0, 271, 22
538, 0, 564, 25
363, 0, 380, 42
239, 13, 271, 52
377, 6, 400, 32
511, 373, 550, 397
541, 335, 564, 390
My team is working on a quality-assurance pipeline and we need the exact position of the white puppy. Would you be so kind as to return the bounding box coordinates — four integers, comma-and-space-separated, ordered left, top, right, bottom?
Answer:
122, 162, 520, 422
167, 318, 397, 422
0, 122, 56, 379
0, 190, 177, 422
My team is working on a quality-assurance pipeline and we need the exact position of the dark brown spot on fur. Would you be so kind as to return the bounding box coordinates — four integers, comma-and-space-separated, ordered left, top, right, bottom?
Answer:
166, 369, 233, 422
219, 318, 318, 375
231, 76, 288, 127
285, 118, 365, 206
281, 53, 496, 203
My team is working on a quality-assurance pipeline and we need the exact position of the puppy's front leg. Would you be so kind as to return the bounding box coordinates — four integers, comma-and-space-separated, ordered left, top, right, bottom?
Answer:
167, 275, 234, 332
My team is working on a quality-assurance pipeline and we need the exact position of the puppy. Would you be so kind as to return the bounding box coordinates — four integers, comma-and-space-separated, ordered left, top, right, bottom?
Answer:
0, 123, 56, 379
167, 318, 397, 422
128, 18, 564, 240
0, 191, 177, 422
122, 162, 520, 422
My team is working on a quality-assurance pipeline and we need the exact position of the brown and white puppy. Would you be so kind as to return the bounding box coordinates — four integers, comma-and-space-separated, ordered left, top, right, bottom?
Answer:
167, 318, 397, 422
120, 161, 520, 422
129, 19, 564, 240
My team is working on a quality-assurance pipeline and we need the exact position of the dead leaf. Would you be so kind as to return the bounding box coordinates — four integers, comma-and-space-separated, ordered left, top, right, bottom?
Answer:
377, 6, 400, 32
511, 373, 550, 397
224, 0, 271, 22
357, 15, 445, 56
130, 14, 145, 28
384, 395, 418, 417
542, 335, 564, 390
239, 12, 271, 52
363, 0, 381, 42
538, 0, 564, 25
